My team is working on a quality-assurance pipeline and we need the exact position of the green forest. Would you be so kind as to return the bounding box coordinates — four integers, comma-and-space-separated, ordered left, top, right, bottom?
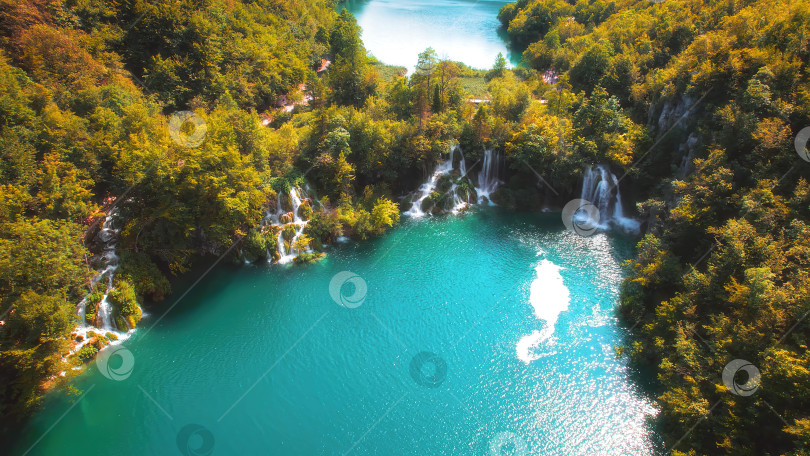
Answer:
1, 0, 809, 454
499, 0, 810, 453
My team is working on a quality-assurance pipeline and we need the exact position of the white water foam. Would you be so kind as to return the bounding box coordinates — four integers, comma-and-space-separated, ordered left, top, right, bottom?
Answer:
404, 146, 472, 217
264, 186, 316, 264
516, 259, 571, 364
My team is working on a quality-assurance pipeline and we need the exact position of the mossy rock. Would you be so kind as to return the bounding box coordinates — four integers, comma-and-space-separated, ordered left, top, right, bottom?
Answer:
420, 196, 435, 213
264, 233, 279, 261
279, 194, 293, 213
456, 178, 478, 203
435, 193, 453, 211
114, 315, 129, 332
293, 252, 326, 264
126, 315, 140, 329
282, 224, 297, 241
490, 187, 515, 209
108, 280, 142, 328
299, 202, 313, 220
84, 289, 105, 324
77, 345, 98, 363
436, 175, 454, 193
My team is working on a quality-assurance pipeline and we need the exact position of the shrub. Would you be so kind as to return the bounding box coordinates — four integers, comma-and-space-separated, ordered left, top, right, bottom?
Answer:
117, 252, 171, 301
293, 252, 325, 264
90, 333, 109, 350
305, 210, 343, 245
370, 197, 400, 234
243, 229, 270, 263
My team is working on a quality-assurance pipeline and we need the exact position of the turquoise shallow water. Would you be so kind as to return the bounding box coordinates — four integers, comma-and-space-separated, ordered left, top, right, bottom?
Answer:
339, 0, 522, 71
14, 209, 661, 455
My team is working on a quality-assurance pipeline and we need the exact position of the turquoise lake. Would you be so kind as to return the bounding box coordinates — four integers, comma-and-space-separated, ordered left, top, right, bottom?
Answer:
15, 209, 662, 455
339, 0, 522, 71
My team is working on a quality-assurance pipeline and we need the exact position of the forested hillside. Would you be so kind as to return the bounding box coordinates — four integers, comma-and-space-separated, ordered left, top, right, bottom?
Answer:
0, 0, 346, 420
2, 0, 810, 453
499, 0, 810, 454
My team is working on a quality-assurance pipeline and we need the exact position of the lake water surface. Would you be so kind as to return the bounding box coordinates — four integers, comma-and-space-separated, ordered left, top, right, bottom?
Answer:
15, 210, 661, 455
339, 0, 522, 71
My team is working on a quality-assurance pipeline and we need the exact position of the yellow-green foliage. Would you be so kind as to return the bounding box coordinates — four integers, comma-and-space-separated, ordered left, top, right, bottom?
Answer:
0, 0, 339, 418
370, 198, 400, 234
495, 0, 810, 452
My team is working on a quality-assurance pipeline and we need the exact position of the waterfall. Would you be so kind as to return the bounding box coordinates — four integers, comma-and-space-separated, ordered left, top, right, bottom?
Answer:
265, 186, 315, 264
95, 214, 119, 330
579, 165, 640, 233
74, 210, 133, 345
457, 148, 468, 176
404, 146, 473, 217
476, 148, 501, 203
290, 188, 303, 222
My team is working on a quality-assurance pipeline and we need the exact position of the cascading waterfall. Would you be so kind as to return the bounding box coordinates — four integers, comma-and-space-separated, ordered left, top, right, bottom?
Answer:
457, 148, 468, 176
404, 146, 474, 217
476, 148, 501, 204
264, 186, 315, 264
74, 210, 132, 347
579, 165, 640, 233
95, 214, 120, 331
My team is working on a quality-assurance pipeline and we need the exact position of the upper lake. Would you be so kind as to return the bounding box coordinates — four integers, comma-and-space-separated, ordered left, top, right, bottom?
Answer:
339, 0, 522, 72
